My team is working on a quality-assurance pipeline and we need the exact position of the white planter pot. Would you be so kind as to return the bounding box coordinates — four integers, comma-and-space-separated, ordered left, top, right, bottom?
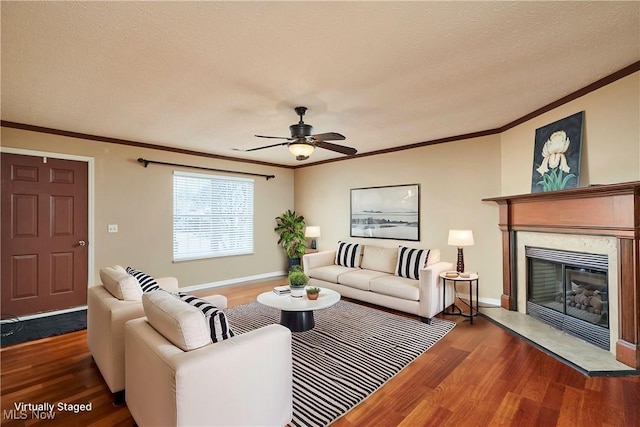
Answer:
290, 286, 305, 298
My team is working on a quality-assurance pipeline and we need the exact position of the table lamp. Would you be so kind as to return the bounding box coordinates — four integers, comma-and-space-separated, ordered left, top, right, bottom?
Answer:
305, 226, 321, 249
448, 229, 474, 273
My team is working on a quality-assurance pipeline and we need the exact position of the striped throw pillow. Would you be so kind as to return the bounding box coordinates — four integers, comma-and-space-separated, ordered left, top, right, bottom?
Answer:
395, 246, 431, 280
126, 267, 160, 292
177, 293, 235, 343
335, 241, 361, 268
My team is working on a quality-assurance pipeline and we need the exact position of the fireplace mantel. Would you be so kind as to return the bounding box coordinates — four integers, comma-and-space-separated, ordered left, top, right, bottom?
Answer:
483, 181, 640, 368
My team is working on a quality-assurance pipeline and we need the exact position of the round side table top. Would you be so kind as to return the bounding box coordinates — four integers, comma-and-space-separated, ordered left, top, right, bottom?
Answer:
439, 271, 479, 281
257, 287, 341, 312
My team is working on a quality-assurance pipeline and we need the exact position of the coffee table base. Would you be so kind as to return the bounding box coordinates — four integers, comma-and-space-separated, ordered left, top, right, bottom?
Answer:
280, 310, 315, 332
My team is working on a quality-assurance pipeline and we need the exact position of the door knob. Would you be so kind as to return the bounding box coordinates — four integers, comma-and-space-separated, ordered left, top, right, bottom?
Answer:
78, 240, 87, 247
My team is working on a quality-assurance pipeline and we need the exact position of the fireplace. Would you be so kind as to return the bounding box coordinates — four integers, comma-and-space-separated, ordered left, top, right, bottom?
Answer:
484, 181, 640, 369
526, 246, 609, 350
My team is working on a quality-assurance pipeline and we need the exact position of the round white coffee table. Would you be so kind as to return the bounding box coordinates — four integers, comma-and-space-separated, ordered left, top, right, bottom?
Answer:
257, 287, 340, 332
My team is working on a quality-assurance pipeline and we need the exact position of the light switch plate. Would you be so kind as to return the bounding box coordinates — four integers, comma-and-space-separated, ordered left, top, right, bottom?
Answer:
108, 224, 118, 233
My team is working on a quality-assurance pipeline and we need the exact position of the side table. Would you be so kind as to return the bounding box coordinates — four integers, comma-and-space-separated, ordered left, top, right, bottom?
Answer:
440, 272, 479, 324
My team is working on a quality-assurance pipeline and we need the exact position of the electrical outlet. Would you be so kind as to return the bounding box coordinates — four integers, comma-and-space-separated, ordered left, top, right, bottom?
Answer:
108, 224, 118, 233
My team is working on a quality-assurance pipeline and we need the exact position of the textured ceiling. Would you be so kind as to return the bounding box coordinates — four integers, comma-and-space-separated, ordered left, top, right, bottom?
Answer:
2, 1, 639, 167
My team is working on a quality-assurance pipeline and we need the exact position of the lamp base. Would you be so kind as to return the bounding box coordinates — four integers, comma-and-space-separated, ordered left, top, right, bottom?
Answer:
456, 247, 465, 273
311, 239, 317, 250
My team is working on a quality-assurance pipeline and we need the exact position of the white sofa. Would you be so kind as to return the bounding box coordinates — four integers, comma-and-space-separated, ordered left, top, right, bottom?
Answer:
125, 290, 293, 427
303, 244, 455, 322
87, 266, 227, 401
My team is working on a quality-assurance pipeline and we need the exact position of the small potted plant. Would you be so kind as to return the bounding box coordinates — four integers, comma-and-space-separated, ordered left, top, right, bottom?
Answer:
306, 287, 321, 300
288, 266, 308, 298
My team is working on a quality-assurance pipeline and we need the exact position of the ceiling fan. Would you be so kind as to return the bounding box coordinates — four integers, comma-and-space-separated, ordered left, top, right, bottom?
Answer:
237, 106, 357, 161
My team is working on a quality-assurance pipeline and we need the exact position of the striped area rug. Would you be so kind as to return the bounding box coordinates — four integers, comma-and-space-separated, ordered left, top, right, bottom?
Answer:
225, 300, 455, 427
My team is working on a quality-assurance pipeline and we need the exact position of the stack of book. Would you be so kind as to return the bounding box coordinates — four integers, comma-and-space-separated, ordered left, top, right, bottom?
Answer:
272, 285, 290, 295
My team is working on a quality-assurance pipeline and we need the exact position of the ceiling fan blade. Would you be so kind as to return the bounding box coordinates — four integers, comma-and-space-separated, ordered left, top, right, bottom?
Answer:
234, 142, 288, 152
316, 141, 357, 156
255, 135, 292, 140
311, 132, 346, 141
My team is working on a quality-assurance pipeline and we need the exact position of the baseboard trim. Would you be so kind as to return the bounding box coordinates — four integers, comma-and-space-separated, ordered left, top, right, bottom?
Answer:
179, 271, 286, 293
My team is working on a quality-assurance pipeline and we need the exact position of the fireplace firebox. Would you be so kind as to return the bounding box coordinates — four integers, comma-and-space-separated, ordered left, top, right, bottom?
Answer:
526, 246, 609, 350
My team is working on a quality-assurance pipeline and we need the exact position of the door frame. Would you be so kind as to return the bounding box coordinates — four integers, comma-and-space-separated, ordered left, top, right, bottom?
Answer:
1, 147, 95, 316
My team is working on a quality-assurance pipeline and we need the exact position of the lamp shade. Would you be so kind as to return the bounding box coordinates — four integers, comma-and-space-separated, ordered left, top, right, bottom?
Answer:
448, 229, 474, 247
305, 226, 321, 238
289, 142, 314, 158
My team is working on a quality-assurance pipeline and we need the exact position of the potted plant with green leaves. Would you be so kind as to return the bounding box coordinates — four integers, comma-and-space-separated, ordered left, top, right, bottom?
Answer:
288, 266, 308, 298
305, 286, 321, 300
274, 209, 306, 270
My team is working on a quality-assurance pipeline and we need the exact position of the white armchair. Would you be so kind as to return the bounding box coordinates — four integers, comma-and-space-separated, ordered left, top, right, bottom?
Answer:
124, 291, 293, 427
87, 269, 227, 402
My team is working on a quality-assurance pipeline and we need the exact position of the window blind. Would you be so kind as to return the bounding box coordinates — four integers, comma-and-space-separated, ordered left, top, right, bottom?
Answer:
173, 171, 254, 261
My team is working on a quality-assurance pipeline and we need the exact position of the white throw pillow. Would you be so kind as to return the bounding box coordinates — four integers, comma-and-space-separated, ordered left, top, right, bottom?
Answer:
361, 245, 398, 274
99, 265, 143, 301
142, 290, 211, 352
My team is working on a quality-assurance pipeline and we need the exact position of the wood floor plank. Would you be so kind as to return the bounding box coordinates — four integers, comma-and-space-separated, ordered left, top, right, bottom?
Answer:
1, 277, 639, 426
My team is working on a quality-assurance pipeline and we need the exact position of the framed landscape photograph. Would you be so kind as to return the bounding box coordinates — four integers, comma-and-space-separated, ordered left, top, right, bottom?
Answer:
531, 111, 584, 193
350, 184, 420, 241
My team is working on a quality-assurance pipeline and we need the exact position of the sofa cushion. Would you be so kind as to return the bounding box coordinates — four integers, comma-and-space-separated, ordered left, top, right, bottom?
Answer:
127, 267, 160, 292
361, 245, 397, 273
335, 241, 361, 268
396, 246, 430, 280
338, 269, 391, 291
100, 265, 143, 301
308, 264, 357, 283
370, 275, 420, 301
142, 290, 211, 351
176, 293, 234, 343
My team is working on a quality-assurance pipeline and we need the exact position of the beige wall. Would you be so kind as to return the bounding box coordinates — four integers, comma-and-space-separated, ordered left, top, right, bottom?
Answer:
294, 71, 640, 304
501, 72, 640, 196
2, 72, 638, 304
295, 135, 504, 304
1, 128, 295, 289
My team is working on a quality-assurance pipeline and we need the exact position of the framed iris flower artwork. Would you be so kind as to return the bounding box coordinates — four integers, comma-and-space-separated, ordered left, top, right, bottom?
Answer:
531, 111, 584, 193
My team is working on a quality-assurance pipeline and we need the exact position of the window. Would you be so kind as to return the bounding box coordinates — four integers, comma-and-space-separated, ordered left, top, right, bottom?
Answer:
173, 171, 254, 261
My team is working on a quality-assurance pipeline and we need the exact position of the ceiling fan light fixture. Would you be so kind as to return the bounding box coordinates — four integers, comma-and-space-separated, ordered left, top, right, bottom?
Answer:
250, 106, 355, 160
289, 142, 314, 159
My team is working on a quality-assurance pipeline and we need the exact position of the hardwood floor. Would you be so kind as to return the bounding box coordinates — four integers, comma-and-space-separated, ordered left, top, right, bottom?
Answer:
1, 277, 638, 426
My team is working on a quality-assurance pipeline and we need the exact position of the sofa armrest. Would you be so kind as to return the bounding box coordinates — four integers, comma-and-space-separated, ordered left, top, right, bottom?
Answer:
125, 319, 292, 427
201, 294, 228, 309
418, 261, 455, 319
87, 286, 146, 393
303, 250, 336, 274
157, 276, 178, 292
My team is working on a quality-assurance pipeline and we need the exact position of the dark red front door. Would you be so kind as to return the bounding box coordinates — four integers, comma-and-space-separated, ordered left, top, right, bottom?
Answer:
1, 153, 88, 316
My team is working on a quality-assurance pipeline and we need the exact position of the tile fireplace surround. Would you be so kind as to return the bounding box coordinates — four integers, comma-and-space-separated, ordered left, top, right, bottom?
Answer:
484, 181, 640, 369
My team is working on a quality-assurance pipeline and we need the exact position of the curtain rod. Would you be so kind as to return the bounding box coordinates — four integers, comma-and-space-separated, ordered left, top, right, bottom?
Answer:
137, 158, 275, 180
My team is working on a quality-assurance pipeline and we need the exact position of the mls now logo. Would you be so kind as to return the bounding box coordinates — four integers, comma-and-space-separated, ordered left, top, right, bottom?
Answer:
3, 409, 56, 420
3, 409, 28, 420
3, 402, 56, 420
